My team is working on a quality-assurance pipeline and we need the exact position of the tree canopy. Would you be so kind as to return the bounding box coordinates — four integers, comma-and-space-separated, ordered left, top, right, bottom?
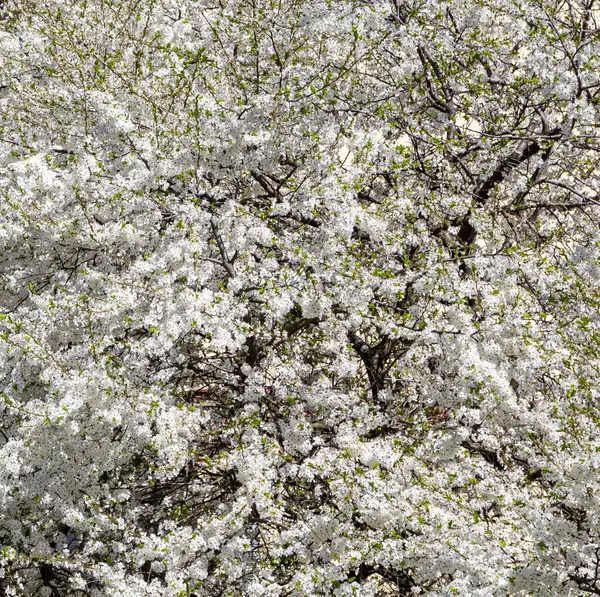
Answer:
1, 0, 600, 595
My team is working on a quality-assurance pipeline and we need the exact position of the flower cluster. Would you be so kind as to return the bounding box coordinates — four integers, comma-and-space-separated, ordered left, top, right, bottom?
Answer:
1, 0, 600, 595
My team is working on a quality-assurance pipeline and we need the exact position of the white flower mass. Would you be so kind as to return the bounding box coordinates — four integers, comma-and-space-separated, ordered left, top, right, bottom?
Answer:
1, 0, 600, 595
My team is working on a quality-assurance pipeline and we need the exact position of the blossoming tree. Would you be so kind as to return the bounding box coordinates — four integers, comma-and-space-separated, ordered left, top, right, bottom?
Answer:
1, 0, 600, 594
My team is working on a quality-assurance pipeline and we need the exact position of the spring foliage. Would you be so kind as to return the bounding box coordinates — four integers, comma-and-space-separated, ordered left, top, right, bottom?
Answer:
1, 0, 600, 594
